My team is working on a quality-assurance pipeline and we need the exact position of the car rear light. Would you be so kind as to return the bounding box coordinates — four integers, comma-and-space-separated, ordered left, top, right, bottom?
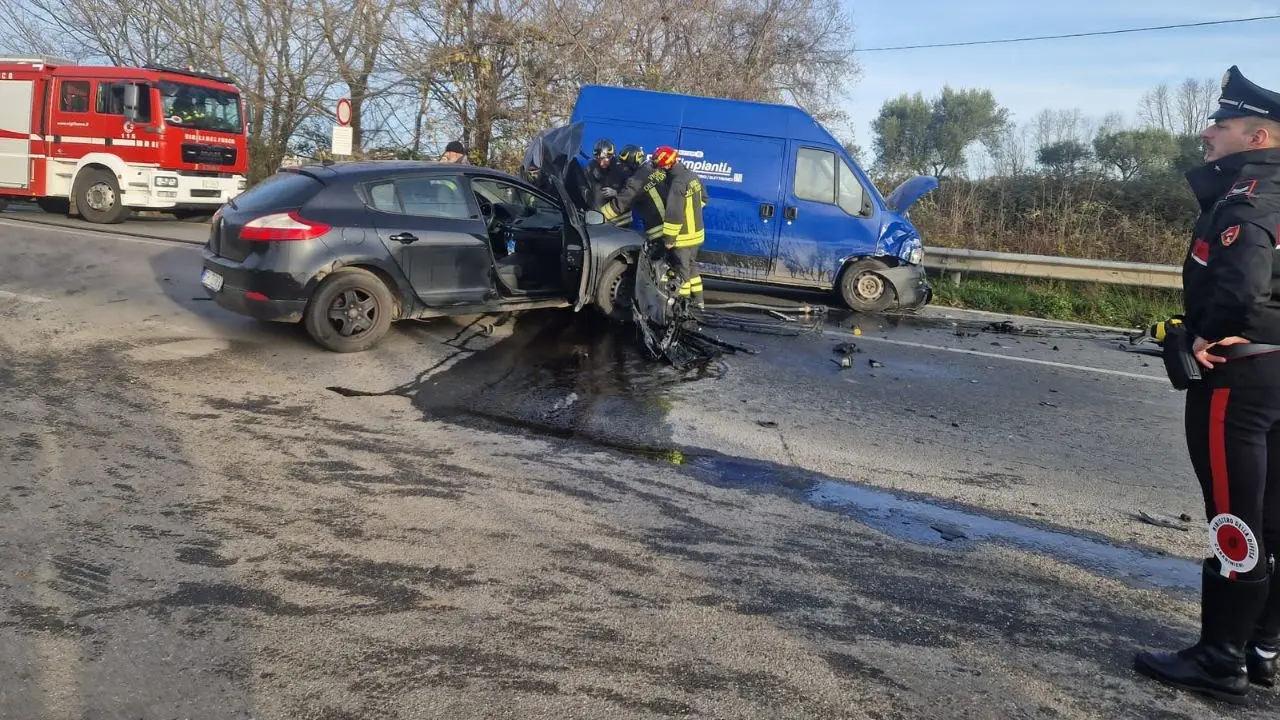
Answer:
238, 211, 330, 241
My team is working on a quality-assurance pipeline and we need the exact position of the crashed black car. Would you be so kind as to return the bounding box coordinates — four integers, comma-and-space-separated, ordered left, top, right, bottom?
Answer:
198, 127, 645, 352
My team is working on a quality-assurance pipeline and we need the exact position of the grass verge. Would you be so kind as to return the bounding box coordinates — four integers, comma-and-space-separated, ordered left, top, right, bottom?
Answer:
926, 270, 1182, 329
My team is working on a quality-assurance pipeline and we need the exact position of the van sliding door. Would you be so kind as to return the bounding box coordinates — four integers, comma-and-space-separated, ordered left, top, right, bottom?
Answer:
675, 129, 786, 282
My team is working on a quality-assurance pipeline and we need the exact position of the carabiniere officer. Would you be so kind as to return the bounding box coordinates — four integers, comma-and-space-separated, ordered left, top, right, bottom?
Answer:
1134, 66, 1280, 705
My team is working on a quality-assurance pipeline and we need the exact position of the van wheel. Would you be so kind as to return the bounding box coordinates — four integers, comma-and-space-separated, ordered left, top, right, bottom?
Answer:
839, 258, 895, 313
595, 258, 635, 322
304, 268, 395, 353
74, 168, 129, 224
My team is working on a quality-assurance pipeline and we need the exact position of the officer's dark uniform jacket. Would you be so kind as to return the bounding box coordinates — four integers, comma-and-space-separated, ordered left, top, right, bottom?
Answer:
662, 162, 708, 248
601, 163, 669, 239
1183, 148, 1280, 384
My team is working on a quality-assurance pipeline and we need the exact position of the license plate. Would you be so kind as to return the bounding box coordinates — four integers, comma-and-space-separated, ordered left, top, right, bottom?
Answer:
202, 179, 220, 189
200, 268, 223, 292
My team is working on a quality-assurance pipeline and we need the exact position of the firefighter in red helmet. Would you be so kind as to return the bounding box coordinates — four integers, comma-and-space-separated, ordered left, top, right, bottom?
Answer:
651, 146, 707, 310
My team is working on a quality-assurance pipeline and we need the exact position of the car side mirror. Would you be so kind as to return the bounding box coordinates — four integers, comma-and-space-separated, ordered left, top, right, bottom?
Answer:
584, 210, 604, 225
123, 84, 140, 121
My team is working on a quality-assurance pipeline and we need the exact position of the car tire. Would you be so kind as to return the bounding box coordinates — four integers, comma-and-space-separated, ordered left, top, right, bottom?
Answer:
594, 257, 635, 323
303, 269, 396, 353
839, 258, 895, 313
74, 168, 129, 224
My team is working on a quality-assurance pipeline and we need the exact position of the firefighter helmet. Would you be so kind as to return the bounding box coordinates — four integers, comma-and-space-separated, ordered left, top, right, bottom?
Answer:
593, 138, 615, 158
652, 146, 678, 169
619, 144, 644, 170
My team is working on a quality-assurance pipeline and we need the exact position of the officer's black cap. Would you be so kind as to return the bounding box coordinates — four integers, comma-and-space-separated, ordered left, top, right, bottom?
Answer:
1210, 66, 1280, 121
445, 140, 466, 154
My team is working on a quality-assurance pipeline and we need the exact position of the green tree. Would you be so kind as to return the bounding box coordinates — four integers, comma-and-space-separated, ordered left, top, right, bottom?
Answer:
872, 87, 1009, 177
1037, 140, 1092, 174
1092, 128, 1176, 180
871, 92, 933, 176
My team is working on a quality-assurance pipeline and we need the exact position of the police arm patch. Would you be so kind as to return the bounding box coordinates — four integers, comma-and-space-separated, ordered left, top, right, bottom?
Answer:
1221, 225, 1241, 246
1226, 179, 1257, 200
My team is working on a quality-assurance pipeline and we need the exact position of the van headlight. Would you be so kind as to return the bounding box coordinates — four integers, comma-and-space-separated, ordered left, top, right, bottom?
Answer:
908, 247, 923, 265
154, 176, 178, 188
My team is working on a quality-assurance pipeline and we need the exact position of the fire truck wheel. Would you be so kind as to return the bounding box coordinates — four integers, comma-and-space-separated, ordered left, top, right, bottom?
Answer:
74, 168, 128, 224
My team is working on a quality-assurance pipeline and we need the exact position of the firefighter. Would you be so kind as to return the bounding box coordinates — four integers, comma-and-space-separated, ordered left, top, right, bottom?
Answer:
1133, 65, 1280, 705
652, 145, 708, 310
586, 138, 629, 209
600, 145, 669, 240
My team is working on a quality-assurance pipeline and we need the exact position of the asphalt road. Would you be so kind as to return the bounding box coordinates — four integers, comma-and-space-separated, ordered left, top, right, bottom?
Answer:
1, 207, 1274, 719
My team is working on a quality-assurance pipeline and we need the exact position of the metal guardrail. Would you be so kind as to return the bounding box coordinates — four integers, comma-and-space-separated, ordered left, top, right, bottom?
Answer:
923, 247, 1182, 289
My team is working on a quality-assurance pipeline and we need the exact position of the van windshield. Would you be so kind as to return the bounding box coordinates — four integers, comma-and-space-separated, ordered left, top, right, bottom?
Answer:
159, 81, 243, 134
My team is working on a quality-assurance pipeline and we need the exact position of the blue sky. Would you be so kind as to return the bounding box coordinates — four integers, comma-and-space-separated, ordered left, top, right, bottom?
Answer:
839, 1, 1280, 153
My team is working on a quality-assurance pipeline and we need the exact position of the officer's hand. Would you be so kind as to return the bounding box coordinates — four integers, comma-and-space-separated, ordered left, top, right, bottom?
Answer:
1193, 335, 1248, 368
600, 187, 617, 198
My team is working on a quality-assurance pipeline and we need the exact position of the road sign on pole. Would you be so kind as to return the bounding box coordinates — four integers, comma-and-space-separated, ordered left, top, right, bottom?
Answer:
336, 98, 352, 127
331, 125, 354, 156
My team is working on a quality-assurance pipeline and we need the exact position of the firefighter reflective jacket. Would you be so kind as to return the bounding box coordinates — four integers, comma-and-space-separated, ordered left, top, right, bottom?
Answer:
601, 163, 670, 240
661, 162, 707, 248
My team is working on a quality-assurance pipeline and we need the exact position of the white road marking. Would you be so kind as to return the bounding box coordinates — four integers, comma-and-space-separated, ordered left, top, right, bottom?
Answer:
824, 330, 1167, 382
0, 288, 50, 303
0, 218, 195, 249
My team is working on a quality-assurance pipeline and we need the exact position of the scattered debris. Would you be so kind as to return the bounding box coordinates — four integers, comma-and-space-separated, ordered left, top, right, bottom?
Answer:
1180, 513, 1193, 522
756, 420, 778, 429
869, 359, 883, 369
1040, 401, 1059, 408
1134, 510, 1191, 531
1052, 345, 1060, 351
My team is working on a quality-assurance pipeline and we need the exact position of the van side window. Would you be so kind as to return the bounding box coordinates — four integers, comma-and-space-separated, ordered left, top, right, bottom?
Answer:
96, 82, 152, 123
59, 81, 90, 113
837, 160, 867, 216
794, 148, 837, 204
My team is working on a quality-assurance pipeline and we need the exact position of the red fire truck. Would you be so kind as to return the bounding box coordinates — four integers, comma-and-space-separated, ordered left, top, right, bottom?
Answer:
0, 56, 249, 224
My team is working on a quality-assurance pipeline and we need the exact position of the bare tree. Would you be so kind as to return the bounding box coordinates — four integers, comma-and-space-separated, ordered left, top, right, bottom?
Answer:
3, 0, 180, 65
313, 0, 402, 153
1138, 83, 1175, 134
1175, 77, 1216, 137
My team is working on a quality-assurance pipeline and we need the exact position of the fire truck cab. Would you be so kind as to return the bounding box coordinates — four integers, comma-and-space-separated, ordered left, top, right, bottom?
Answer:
0, 56, 249, 224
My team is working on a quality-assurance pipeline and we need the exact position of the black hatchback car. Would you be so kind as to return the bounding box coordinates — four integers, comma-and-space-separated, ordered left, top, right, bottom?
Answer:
199, 159, 644, 352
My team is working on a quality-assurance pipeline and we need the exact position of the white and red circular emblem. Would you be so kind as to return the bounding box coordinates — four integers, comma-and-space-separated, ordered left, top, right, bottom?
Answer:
336, 98, 352, 127
123, 121, 134, 134
1209, 513, 1259, 574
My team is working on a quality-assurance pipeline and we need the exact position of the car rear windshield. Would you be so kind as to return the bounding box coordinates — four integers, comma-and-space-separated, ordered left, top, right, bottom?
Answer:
231, 171, 323, 213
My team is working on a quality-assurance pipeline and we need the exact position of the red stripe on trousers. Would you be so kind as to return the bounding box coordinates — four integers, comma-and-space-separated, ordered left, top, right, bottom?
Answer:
1210, 388, 1232, 516
1209, 388, 1234, 578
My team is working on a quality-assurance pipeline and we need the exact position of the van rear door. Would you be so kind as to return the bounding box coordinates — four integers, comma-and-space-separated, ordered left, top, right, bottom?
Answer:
676, 129, 786, 282
772, 143, 880, 287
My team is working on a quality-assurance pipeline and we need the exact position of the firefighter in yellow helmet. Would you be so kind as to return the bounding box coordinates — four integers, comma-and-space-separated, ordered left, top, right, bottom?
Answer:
599, 144, 665, 233
652, 145, 707, 310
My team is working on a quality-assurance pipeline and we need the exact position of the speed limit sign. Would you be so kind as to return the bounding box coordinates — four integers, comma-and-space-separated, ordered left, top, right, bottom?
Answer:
336, 98, 352, 127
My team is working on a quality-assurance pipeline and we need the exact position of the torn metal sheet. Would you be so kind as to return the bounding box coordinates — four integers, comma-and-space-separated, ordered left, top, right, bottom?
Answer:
629, 239, 822, 368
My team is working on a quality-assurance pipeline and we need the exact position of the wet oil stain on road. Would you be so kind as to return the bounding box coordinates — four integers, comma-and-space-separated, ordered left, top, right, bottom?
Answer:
325, 307, 1194, 593
329, 309, 725, 452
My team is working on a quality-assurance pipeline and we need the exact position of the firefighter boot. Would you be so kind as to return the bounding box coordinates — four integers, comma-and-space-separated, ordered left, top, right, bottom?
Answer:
1247, 568, 1280, 687
1133, 560, 1268, 705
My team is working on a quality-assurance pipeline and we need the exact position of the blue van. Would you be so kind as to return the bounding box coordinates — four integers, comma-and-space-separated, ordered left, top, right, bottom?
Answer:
567, 84, 938, 313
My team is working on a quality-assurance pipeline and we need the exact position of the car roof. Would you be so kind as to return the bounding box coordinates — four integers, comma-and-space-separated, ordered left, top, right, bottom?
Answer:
285, 160, 531, 185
